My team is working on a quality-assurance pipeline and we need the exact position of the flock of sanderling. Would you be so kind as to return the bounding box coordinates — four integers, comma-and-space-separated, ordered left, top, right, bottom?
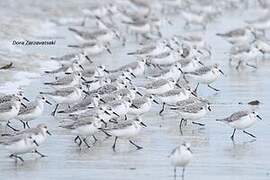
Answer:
0, 0, 269, 178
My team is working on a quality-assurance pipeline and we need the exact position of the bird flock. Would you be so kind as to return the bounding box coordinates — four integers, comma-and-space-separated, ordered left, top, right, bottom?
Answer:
0, 0, 268, 179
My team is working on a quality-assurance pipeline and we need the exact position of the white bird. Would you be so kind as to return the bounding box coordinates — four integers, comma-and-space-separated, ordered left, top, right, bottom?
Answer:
169, 143, 193, 179
216, 110, 262, 140
105, 118, 147, 151
16, 96, 52, 128
0, 134, 39, 162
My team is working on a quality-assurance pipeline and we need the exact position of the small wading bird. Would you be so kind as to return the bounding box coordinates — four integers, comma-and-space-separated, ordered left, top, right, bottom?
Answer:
169, 143, 193, 179
216, 110, 262, 140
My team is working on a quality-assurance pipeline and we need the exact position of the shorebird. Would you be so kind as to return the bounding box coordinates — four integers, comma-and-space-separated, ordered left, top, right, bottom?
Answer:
105, 118, 147, 151
17, 96, 52, 128
184, 64, 224, 92
0, 134, 39, 162
216, 110, 262, 140
169, 143, 193, 179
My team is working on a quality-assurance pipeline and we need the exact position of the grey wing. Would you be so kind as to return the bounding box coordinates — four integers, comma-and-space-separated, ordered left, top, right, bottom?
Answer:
18, 103, 36, 115
226, 28, 245, 37
188, 66, 210, 76
132, 98, 146, 107
51, 76, 72, 85
0, 103, 13, 113
228, 111, 249, 122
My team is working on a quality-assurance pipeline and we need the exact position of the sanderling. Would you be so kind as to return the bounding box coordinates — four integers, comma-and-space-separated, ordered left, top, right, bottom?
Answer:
106, 97, 132, 118
216, 110, 262, 140
82, 65, 109, 81
157, 87, 196, 115
44, 60, 84, 75
2, 124, 52, 157
170, 102, 211, 133
0, 91, 29, 104
40, 86, 87, 116
147, 50, 182, 66
143, 78, 180, 94
60, 116, 104, 148
58, 93, 101, 114
16, 96, 52, 128
216, 26, 256, 45
147, 62, 183, 81
184, 64, 224, 92
44, 72, 86, 90
105, 118, 147, 151
169, 143, 193, 179
0, 134, 39, 162
129, 94, 159, 116
109, 57, 147, 76
0, 96, 24, 131
68, 41, 112, 55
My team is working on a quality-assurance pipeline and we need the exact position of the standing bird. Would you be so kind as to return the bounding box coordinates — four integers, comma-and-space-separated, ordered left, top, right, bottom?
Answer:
169, 143, 193, 179
216, 110, 262, 140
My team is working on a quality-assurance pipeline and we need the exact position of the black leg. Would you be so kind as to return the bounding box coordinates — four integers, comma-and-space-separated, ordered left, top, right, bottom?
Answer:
192, 121, 205, 126
99, 128, 111, 137
231, 129, 236, 140
83, 137, 91, 148
92, 135, 98, 144
181, 167, 185, 179
208, 84, 220, 91
243, 130, 256, 138
74, 136, 82, 147
129, 140, 143, 150
125, 115, 127, 120
112, 137, 118, 151
20, 120, 26, 129
179, 118, 184, 134
194, 83, 199, 93
51, 104, 59, 116
26, 121, 30, 129
10, 154, 24, 162
34, 149, 47, 157
174, 167, 177, 179
159, 103, 165, 115
6, 122, 19, 132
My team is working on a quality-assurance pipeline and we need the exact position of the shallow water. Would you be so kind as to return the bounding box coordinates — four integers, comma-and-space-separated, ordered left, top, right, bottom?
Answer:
1, 1, 270, 180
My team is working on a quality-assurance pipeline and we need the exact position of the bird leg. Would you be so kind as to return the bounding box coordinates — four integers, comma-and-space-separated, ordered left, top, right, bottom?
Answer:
208, 84, 220, 91
34, 149, 47, 157
51, 104, 59, 116
9, 154, 24, 162
83, 137, 91, 148
92, 135, 98, 144
192, 121, 205, 126
129, 140, 143, 150
159, 103, 166, 115
231, 129, 236, 140
112, 137, 118, 151
6, 121, 19, 131
26, 121, 31, 128
243, 130, 256, 138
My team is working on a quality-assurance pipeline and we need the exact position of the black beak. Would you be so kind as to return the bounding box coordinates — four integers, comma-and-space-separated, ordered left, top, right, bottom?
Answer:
23, 97, 30, 102
153, 99, 159, 104
208, 106, 211, 111
85, 55, 93, 63
100, 119, 107, 126
104, 69, 109, 73
100, 99, 106, 103
197, 49, 203, 55
83, 90, 90, 95
257, 115, 262, 120
106, 48, 112, 54
166, 44, 173, 50
175, 83, 181, 88
65, 72, 72, 75
178, 68, 183, 73
46, 130, 52, 135
198, 61, 204, 66
113, 111, 120, 117
33, 140, 39, 147
136, 91, 143, 96
81, 76, 87, 81
130, 72, 136, 78
79, 64, 84, 71
191, 91, 197, 97
131, 104, 139, 109
21, 103, 27, 108
140, 122, 147, 127
45, 100, 52, 105
125, 77, 132, 81
187, 147, 192, 153
219, 69, 225, 75
104, 110, 111, 115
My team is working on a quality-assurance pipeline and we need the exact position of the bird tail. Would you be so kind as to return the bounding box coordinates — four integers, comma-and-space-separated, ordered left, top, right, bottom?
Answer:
216, 118, 227, 122
127, 52, 136, 55
216, 33, 227, 37
67, 44, 80, 48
